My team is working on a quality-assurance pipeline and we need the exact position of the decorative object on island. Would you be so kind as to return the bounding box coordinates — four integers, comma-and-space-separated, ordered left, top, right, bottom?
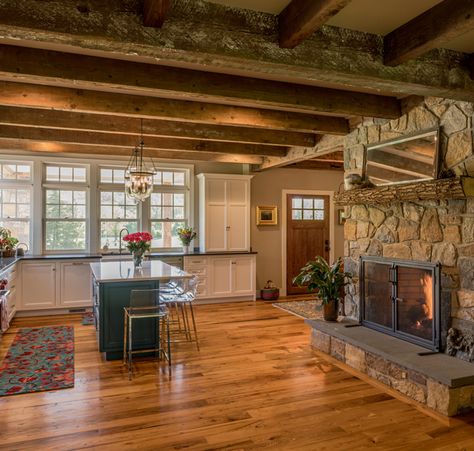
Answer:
177, 226, 197, 253
261, 280, 280, 301
0, 228, 19, 258
124, 119, 156, 202
256, 205, 278, 226
122, 232, 153, 268
293, 256, 352, 322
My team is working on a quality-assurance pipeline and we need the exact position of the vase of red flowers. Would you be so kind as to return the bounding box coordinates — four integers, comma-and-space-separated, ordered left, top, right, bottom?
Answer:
122, 232, 153, 268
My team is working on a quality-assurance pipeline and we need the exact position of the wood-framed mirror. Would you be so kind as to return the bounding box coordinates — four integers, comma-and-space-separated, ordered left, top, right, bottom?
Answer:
364, 127, 440, 186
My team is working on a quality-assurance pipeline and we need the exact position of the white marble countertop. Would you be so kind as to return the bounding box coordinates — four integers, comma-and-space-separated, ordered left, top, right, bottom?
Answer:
90, 260, 191, 283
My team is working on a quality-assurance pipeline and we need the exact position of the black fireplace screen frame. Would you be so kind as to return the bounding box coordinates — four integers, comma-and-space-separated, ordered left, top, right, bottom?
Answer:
359, 256, 441, 351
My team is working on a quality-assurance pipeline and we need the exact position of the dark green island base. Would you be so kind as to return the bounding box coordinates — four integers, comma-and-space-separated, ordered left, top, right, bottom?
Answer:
90, 260, 190, 361
93, 278, 160, 360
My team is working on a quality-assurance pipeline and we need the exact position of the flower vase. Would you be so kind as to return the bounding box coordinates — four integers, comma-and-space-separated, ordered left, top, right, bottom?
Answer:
133, 250, 144, 269
182, 244, 190, 254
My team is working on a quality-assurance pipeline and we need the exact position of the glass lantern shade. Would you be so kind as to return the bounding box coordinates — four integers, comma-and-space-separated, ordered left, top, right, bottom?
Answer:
125, 170, 154, 201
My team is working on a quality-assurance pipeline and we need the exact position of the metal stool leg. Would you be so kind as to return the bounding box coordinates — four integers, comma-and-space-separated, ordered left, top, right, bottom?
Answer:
188, 302, 200, 351
128, 316, 133, 380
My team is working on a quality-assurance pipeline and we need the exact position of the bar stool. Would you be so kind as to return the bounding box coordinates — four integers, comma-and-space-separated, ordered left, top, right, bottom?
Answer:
123, 288, 171, 380
160, 276, 200, 350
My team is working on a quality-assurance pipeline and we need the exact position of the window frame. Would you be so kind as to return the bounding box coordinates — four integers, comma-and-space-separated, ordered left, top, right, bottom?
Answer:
42, 163, 90, 254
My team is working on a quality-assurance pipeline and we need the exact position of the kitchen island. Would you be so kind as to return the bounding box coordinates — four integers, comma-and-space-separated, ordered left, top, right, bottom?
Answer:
90, 260, 191, 360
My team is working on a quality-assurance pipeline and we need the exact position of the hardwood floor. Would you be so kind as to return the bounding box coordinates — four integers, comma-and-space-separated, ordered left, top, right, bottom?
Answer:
1, 301, 474, 450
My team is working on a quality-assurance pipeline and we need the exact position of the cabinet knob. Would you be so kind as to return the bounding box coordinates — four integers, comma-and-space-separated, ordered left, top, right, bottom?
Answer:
226, 226, 230, 230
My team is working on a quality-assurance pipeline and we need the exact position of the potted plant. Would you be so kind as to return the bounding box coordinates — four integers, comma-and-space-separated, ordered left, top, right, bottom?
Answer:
292, 256, 352, 321
261, 280, 280, 301
0, 228, 19, 258
122, 232, 153, 268
176, 226, 197, 253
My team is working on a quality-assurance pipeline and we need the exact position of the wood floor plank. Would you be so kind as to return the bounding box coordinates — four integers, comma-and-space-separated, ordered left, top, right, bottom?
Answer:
1, 301, 474, 450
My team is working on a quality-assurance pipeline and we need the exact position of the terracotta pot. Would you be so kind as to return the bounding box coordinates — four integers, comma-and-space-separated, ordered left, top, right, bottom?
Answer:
323, 299, 338, 322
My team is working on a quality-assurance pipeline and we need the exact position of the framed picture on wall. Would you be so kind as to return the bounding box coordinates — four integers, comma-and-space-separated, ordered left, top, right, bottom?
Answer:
256, 205, 278, 226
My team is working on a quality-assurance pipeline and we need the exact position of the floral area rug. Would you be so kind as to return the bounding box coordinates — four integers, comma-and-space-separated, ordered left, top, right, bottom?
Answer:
82, 311, 94, 326
0, 325, 74, 396
273, 300, 323, 320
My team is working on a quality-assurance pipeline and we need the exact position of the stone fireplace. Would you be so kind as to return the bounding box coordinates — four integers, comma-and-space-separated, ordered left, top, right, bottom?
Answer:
308, 97, 474, 416
360, 256, 440, 351
340, 97, 474, 360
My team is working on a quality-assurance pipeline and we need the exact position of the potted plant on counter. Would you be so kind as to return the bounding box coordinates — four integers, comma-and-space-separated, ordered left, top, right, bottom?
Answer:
0, 227, 19, 258
177, 226, 197, 253
292, 256, 352, 321
122, 232, 153, 268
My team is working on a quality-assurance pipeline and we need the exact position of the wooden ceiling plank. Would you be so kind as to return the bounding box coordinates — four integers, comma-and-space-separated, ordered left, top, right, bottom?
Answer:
1, 0, 474, 102
143, 0, 170, 28
0, 139, 263, 165
279, 0, 352, 49
0, 81, 349, 134
0, 106, 315, 147
0, 44, 399, 119
259, 134, 345, 170
0, 124, 287, 157
384, 0, 474, 66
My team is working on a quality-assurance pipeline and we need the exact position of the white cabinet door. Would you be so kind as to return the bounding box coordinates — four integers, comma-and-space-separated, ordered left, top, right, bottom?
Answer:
21, 262, 57, 309
206, 179, 227, 251
226, 180, 249, 251
59, 261, 92, 307
209, 257, 233, 297
231, 256, 255, 295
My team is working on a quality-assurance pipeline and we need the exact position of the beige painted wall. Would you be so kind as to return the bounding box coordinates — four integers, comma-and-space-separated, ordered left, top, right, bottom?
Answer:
250, 168, 344, 293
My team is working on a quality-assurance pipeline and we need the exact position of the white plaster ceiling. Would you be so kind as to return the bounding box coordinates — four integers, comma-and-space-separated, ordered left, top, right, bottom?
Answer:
207, 0, 474, 53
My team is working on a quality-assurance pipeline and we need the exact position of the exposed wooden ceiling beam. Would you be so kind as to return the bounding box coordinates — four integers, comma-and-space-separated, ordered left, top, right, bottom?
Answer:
0, 81, 349, 134
0, 45, 399, 119
143, 0, 170, 28
279, 0, 352, 48
258, 134, 345, 170
0, 138, 262, 164
0, 106, 315, 147
0, 124, 287, 157
1, 0, 473, 102
384, 0, 474, 66
286, 160, 343, 170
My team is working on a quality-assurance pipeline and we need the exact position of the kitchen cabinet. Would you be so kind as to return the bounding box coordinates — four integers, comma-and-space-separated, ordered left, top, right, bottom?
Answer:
183, 254, 256, 301
59, 261, 93, 307
1, 263, 20, 323
197, 174, 252, 252
19, 259, 97, 311
20, 261, 57, 309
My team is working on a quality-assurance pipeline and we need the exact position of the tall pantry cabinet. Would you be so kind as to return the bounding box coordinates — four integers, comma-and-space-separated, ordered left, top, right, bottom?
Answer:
197, 173, 252, 252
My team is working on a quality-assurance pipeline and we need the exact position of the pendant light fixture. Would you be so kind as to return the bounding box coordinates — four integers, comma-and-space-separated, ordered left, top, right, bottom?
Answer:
125, 119, 156, 202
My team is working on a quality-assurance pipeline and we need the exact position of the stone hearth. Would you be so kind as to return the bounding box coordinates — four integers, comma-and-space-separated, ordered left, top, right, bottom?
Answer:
308, 319, 474, 416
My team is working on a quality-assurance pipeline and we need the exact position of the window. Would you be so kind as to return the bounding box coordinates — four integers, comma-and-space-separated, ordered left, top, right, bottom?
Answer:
154, 170, 186, 187
99, 191, 138, 249
0, 188, 31, 247
0, 161, 32, 248
100, 168, 126, 184
43, 164, 88, 252
150, 192, 185, 248
0, 162, 31, 181
292, 197, 325, 220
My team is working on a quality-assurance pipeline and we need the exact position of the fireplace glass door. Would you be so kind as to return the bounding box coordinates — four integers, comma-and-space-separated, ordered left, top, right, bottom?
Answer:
360, 256, 440, 350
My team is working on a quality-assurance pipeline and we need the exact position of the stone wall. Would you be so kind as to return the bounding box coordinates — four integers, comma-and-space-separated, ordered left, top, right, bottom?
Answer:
342, 97, 474, 357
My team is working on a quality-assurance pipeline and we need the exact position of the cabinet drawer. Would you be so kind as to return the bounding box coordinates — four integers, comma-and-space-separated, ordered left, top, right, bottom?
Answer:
195, 277, 208, 298
184, 257, 208, 267
185, 266, 207, 276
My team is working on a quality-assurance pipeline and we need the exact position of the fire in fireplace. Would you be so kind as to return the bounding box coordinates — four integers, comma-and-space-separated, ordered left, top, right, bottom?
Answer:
360, 256, 440, 350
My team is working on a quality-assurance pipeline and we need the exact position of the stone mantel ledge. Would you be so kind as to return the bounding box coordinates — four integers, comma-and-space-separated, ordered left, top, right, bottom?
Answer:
307, 319, 474, 416
334, 177, 474, 206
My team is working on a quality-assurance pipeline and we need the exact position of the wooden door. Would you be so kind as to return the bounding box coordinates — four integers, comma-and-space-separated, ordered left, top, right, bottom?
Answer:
286, 194, 330, 295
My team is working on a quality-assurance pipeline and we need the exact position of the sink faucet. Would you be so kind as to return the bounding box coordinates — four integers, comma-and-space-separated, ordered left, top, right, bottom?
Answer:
119, 227, 129, 255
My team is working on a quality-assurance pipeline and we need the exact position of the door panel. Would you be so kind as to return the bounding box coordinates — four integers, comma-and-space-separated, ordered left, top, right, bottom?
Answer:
206, 204, 227, 251
59, 261, 92, 307
287, 194, 330, 295
232, 256, 254, 295
227, 204, 247, 251
210, 257, 233, 297
21, 262, 57, 309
